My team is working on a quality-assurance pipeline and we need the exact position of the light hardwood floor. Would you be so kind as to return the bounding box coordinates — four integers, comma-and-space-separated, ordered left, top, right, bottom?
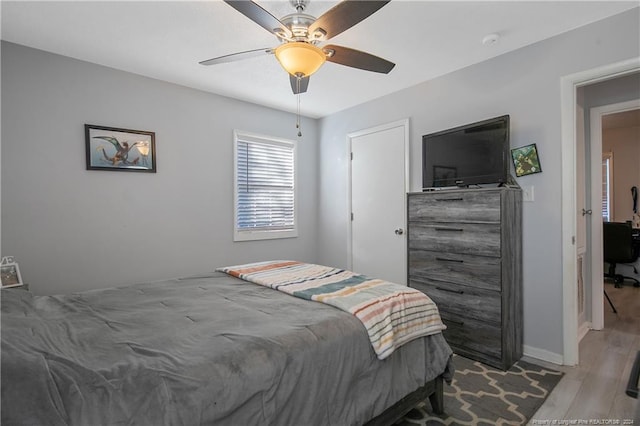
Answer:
527, 281, 640, 424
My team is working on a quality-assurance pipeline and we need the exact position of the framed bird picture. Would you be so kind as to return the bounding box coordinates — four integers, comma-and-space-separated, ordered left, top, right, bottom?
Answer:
85, 124, 156, 172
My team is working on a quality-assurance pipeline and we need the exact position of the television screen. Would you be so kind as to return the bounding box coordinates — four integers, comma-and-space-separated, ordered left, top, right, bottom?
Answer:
422, 115, 510, 189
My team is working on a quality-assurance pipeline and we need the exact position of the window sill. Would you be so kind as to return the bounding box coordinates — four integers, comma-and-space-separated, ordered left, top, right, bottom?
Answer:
234, 229, 298, 242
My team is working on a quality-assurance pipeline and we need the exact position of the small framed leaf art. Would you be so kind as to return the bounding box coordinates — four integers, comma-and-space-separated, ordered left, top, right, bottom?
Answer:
511, 143, 542, 177
85, 124, 156, 172
1, 256, 23, 288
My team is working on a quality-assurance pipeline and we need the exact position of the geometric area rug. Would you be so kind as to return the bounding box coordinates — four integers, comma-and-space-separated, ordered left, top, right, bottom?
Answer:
397, 355, 564, 426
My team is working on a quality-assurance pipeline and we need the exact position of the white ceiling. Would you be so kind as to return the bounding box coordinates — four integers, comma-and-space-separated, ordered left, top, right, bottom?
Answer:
2, 1, 638, 118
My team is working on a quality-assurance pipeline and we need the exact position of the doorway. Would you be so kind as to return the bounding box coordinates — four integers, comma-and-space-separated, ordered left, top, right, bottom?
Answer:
561, 58, 640, 366
589, 101, 640, 331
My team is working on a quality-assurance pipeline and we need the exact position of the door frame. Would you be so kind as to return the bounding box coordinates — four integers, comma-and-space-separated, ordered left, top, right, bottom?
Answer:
346, 119, 410, 273
589, 99, 640, 331
560, 57, 639, 366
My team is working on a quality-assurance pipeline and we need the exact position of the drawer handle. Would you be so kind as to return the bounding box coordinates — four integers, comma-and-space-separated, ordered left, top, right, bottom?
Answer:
435, 227, 464, 232
626, 351, 640, 398
436, 286, 464, 295
446, 319, 465, 326
435, 198, 463, 202
436, 257, 464, 263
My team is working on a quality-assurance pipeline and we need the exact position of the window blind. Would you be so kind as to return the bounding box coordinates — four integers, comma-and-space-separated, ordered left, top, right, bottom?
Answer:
236, 138, 295, 234
602, 156, 611, 222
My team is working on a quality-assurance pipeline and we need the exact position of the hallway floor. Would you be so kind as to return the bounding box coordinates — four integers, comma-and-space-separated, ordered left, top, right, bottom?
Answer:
527, 281, 640, 423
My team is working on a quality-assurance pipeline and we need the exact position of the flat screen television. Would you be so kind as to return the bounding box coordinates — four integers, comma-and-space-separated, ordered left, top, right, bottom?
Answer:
422, 115, 510, 189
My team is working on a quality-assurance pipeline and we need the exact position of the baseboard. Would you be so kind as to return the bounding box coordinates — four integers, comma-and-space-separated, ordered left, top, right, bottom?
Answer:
578, 321, 592, 341
522, 345, 564, 365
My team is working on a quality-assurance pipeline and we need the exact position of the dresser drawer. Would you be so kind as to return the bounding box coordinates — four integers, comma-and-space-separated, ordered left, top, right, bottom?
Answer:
408, 222, 501, 257
410, 278, 501, 325
408, 190, 501, 223
440, 312, 502, 365
409, 249, 501, 292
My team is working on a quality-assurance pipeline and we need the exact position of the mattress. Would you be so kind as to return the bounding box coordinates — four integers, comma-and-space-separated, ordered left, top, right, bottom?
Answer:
1, 271, 453, 425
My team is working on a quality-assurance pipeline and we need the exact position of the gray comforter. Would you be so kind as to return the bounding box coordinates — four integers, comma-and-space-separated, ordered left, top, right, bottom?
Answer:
1, 272, 453, 426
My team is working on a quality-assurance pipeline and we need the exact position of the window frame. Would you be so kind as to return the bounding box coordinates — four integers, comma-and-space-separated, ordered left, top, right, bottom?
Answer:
233, 130, 298, 242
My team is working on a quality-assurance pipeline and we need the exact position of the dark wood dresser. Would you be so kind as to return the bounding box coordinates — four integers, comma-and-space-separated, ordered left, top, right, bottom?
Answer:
408, 187, 522, 370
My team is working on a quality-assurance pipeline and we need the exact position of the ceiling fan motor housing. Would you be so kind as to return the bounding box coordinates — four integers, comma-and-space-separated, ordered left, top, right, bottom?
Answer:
290, 0, 308, 13
279, 12, 326, 42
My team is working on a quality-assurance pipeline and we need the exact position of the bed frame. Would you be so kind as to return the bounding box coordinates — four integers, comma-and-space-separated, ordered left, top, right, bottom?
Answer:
365, 375, 444, 425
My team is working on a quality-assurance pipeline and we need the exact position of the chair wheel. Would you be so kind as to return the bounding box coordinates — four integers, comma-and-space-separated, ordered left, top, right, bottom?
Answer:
614, 275, 623, 287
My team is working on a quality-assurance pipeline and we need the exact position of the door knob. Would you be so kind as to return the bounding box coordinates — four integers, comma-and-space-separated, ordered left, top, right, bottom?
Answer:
394, 228, 404, 235
582, 208, 593, 216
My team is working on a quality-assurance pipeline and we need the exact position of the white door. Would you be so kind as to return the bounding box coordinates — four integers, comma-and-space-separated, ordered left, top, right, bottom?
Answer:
349, 120, 409, 284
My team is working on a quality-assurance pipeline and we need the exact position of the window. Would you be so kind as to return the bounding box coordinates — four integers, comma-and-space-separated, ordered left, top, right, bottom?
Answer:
602, 152, 613, 222
234, 131, 297, 241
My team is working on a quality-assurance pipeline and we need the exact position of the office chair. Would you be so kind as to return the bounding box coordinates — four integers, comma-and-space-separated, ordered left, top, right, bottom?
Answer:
603, 221, 640, 288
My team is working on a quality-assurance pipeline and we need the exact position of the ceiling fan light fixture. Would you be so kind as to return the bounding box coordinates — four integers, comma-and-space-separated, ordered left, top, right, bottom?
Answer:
275, 42, 326, 77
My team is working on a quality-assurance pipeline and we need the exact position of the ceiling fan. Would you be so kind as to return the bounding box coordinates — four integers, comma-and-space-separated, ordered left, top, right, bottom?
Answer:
199, 0, 395, 95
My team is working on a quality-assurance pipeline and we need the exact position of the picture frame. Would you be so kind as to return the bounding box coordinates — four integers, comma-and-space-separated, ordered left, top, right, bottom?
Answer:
85, 124, 156, 172
1, 256, 23, 288
511, 143, 542, 177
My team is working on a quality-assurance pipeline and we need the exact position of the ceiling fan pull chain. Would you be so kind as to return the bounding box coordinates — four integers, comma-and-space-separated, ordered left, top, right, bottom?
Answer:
296, 75, 302, 137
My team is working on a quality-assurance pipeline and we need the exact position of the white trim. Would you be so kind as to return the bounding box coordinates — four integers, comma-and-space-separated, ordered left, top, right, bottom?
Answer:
589, 100, 640, 330
346, 119, 410, 271
522, 345, 564, 366
560, 57, 640, 366
578, 321, 592, 343
233, 130, 298, 242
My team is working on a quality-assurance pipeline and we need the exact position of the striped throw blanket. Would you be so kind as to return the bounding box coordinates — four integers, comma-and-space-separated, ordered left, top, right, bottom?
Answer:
217, 261, 446, 360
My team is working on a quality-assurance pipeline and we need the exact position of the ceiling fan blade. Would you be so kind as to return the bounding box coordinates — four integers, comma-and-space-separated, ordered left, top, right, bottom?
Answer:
290, 75, 310, 94
324, 45, 395, 74
224, 0, 292, 39
199, 47, 272, 66
308, 0, 390, 40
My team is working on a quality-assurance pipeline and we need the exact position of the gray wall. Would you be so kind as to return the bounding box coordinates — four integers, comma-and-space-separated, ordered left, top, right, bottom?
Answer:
0, 40, 2, 260
317, 8, 640, 360
1, 41, 318, 295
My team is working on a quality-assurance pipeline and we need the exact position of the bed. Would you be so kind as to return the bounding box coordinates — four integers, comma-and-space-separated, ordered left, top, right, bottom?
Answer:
1, 263, 453, 425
